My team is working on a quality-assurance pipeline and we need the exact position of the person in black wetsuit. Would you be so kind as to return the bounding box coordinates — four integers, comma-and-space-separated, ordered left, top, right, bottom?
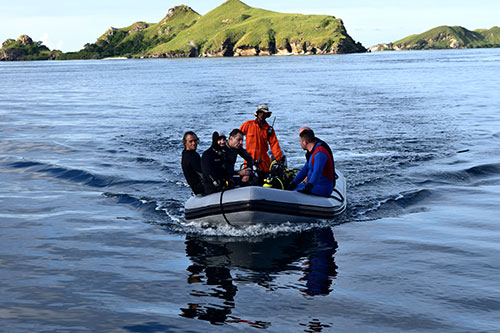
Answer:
223, 128, 255, 185
201, 130, 255, 195
201, 131, 230, 195
181, 131, 204, 195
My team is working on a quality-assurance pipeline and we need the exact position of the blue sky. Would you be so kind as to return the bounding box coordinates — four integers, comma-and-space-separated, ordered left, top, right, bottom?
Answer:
1, 0, 498, 51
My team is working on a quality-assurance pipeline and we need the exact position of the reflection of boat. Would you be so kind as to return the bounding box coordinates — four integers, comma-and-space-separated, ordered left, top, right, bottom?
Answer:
185, 228, 338, 294
184, 171, 346, 226
180, 228, 338, 325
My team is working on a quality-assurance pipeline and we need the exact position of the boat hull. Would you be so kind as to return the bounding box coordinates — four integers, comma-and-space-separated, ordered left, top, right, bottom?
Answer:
184, 171, 347, 227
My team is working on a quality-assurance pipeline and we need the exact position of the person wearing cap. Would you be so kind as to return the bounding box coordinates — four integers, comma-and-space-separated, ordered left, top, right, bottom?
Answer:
181, 131, 204, 195
288, 128, 335, 196
240, 104, 284, 172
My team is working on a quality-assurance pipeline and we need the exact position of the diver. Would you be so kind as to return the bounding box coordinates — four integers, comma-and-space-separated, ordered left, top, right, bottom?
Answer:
201, 129, 256, 195
288, 128, 335, 196
298, 126, 336, 187
181, 131, 204, 195
201, 131, 229, 195
223, 128, 255, 186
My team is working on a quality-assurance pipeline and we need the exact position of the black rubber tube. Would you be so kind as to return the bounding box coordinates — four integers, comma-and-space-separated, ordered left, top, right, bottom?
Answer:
219, 187, 233, 226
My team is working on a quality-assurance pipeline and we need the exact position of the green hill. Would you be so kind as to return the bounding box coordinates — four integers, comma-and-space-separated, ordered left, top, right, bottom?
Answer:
370, 25, 500, 51
148, 0, 365, 57
59, 5, 201, 59
475, 26, 500, 45
1, 35, 61, 61
60, 0, 365, 59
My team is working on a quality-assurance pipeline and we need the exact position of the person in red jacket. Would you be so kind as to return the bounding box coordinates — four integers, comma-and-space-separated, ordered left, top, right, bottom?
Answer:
240, 104, 284, 172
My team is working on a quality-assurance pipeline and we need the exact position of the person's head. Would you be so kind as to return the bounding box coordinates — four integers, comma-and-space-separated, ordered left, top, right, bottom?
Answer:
254, 104, 272, 121
217, 134, 226, 148
183, 131, 199, 151
298, 126, 311, 136
227, 128, 244, 149
299, 128, 316, 151
211, 131, 225, 150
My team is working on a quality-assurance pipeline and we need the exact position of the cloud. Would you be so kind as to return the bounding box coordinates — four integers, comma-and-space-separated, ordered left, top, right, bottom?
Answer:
38, 32, 49, 46
36, 32, 63, 50
55, 40, 64, 51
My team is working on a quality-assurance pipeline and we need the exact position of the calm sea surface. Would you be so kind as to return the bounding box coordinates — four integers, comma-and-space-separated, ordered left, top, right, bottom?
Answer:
1, 49, 500, 332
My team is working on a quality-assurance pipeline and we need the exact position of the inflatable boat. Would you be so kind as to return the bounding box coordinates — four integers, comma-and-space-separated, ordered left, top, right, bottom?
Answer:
184, 171, 346, 227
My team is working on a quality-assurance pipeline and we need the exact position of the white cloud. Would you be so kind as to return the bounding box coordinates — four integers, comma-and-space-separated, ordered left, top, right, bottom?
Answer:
55, 40, 64, 51
35, 32, 64, 50
38, 32, 50, 46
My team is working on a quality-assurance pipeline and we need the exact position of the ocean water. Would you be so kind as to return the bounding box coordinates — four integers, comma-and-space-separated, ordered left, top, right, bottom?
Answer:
1, 49, 499, 332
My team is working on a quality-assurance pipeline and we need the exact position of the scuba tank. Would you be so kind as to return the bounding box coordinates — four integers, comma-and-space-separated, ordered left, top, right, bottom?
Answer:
263, 160, 298, 190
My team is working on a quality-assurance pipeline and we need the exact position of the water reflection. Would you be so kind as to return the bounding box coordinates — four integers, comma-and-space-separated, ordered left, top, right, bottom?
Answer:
181, 227, 338, 327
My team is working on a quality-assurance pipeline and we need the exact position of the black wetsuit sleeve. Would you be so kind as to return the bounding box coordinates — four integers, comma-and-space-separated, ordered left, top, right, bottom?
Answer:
182, 150, 204, 195
201, 149, 223, 194
192, 153, 203, 177
201, 151, 213, 184
238, 147, 254, 167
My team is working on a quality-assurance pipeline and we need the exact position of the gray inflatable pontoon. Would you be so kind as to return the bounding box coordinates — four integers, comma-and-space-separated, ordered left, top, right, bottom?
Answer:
184, 171, 346, 227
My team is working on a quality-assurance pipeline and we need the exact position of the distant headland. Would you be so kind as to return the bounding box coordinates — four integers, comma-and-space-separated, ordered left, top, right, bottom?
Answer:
1, 0, 365, 61
369, 25, 500, 52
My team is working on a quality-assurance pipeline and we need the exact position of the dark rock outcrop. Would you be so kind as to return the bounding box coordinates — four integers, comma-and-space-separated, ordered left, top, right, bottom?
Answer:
1, 35, 54, 61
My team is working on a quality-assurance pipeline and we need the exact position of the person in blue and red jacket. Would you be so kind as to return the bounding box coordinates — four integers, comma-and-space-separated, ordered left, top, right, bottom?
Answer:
288, 128, 335, 196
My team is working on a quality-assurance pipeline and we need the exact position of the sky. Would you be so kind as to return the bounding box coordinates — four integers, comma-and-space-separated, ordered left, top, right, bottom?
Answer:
1, 0, 499, 52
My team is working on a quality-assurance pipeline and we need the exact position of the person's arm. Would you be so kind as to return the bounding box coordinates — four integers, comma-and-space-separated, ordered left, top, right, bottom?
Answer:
268, 129, 283, 161
193, 153, 203, 179
238, 147, 254, 167
293, 162, 308, 184
239, 121, 249, 134
201, 151, 221, 191
308, 151, 328, 185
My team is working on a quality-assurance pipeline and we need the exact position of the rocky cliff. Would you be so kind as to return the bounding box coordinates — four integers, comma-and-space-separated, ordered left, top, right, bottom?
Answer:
1, 35, 61, 61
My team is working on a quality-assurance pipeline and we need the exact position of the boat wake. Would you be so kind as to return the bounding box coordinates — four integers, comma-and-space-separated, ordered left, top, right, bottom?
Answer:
5, 153, 498, 237
5, 158, 162, 188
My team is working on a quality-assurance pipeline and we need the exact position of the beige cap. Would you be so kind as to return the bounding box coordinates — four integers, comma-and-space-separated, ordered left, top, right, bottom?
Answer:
254, 104, 272, 117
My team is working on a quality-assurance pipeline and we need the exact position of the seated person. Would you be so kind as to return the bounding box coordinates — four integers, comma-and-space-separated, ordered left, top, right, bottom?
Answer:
289, 129, 335, 196
181, 131, 204, 195
299, 126, 336, 187
201, 131, 228, 195
224, 128, 255, 185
